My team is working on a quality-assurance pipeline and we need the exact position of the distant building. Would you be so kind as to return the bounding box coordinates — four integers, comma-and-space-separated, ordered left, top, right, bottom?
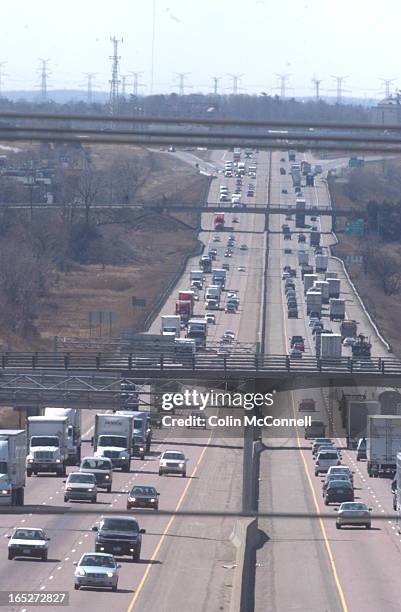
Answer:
372, 94, 401, 124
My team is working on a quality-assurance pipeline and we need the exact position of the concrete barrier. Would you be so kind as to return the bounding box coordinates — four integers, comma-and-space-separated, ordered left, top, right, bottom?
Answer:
230, 517, 260, 612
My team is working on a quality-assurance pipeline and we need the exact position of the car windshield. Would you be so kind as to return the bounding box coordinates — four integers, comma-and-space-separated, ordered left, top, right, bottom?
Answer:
329, 480, 351, 489
327, 474, 349, 481
318, 452, 338, 460
81, 459, 111, 470
341, 503, 367, 511
131, 486, 157, 496
98, 435, 126, 448
101, 519, 139, 532
30, 436, 59, 447
163, 452, 184, 460
68, 474, 95, 483
80, 554, 116, 568
14, 529, 44, 540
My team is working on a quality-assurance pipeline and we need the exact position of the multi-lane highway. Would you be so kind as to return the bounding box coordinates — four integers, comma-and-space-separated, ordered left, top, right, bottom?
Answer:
256, 150, 401, 611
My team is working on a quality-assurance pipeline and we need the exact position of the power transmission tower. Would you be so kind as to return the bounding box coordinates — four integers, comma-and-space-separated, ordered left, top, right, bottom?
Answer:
211, 76, 221, 95
312, 76, 322, 101
331, 75, 349, 104
275, 73, 291, 99
379, 78, 396, 98
83, 73, 96, 105
228, 73, 244, 95
174, 72, 190, 95
109, 36, 123, 114
0, 62, 7, 98
39, 59, 50, 103
129, 71, 144, 96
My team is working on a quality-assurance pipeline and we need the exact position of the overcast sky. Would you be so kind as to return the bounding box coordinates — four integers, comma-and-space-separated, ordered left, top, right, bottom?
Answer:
1, 0, 400, 98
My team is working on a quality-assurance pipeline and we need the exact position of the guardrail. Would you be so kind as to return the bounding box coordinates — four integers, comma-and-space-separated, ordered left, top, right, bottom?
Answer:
0, 351, 400, 378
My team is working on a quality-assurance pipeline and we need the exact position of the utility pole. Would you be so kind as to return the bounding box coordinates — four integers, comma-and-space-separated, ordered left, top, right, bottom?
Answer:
0, 62, 7, 98
379, 78, 396, 98
83, 73, 96, 105
174, 72, 190, 96
228, 73, 244, 95
211, 76, 221, 95
331, 75, 349, 104
312, 76, 322, 101
129, 71, 144, 96
109, 35, 123, 114
150, 0, 157, 93
39, 59, 50, 103
275, 73, 291, 99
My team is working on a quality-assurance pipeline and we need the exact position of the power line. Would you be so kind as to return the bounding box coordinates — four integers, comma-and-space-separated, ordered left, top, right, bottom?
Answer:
38, 59, 50, 103
83, 73, 96, 105
129, 71, 144, 97
379, 78, 396, 98
109, 35, 123, 114
227, 73, 244, 95
275, 73, 291, 99
174, 72, 190, 96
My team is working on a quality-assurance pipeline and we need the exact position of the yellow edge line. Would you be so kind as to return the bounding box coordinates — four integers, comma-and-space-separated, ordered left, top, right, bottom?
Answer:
127, 433, 213, 611
277, 219, 348, 612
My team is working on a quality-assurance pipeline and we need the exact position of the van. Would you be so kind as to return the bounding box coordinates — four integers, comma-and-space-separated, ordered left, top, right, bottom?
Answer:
356, 437, 367, 461
315, 449, 341, 475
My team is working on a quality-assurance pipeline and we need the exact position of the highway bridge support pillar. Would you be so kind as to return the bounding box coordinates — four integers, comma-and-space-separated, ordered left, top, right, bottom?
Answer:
242, 424, 254, 515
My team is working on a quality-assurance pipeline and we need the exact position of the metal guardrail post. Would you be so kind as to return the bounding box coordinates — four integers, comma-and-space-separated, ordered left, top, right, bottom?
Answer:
255, 354, 259, 371
381, 360, 385, 374
223, 356, 227, 371
1, 355, 5, 369
192, 355, 196, 371
128, 353, 132, 371
32, 354, 37, 369
96, 354, 100, 370
160, 353, 164, 370
63, 354, 69, 369
286, 356, 290, 371
318, 358, 322, 372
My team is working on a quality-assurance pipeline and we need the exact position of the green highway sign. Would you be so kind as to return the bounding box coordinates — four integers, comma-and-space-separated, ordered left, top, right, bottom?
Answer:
345, 219, 364, 236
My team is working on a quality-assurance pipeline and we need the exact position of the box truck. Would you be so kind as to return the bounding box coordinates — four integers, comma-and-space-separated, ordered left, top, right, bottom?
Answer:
304, 274, 318, 294
340, 320, 357, 340
161, 315, 181, 338
43, 407, 81, 465
93, 414, 133, 472
26, 416, 68, 477
0, 430, 25, 505
330, 298, 346, 321
367, 415, 401, 477
327, 278, 341, 299
186, 318, 208, 348
320, 333, 342, 359
315, 254, 328, 272
314, 281, 330, 303
298, 251, 309, 266
212, 269, 227, 288
306, 290, 322, 315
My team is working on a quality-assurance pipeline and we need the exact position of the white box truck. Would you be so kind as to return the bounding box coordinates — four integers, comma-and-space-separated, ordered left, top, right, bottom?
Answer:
315, 254, 328, 272
26, 416, 68, 477
330, 298, 346, 321
346, 400, 380, 449
161, 315, 181, 338
0, 430, 26, 505
93, 414, 133, 472
205, 285, 221, 301
44, 407, 81, 465
212, 269, 227, 288
298, 251, 309, 265
304, 274, 318, 294
320, 333, 342, 358
314, 280, 330, 303
190, 270, 204, 289
367, 415, 401, 477
327, 278, 341, 299
306, 290, 322, 315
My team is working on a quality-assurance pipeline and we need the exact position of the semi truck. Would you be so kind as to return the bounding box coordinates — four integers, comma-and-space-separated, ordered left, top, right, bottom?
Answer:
43, 407, 81, 465
190, 270, 204, 289
330, 298, 346, 321
346, 400, 380, 449
313, 280, 329, 303
310, 231, 321, 247
301, 264, 314, 280
161, 315, 181, 338
26, 416, 68, 477
175, 300, 193, 324
0, 430, 25, 505
186, 318, 208, 348
116, 410, 151, 456
306, 290, 322, 315
340, 320, 358, 340
212, 269, 227, 288
327, 278, 341, 298
304, 274, 318, 294
367, 415, 401, 477
298, 251, 309, 265
93, 414, 133, 472
320, 333, 342, 359
205, 285, 222, 302
378, 389, 401, 415
199, 255, 212, 273
315, 254, 328, 272
352, 334, 372, 358
214, 213, 225, 231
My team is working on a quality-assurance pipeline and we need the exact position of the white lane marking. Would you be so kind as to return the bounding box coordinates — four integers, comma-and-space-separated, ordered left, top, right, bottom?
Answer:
64, 556, 69, 561
57, 566, 62, 570
49, 575, 54, 580
40, 586, 45, 590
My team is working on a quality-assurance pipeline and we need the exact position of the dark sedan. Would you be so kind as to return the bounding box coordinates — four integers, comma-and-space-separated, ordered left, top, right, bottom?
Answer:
127, 485, 159, 511
324, 480, 354, 505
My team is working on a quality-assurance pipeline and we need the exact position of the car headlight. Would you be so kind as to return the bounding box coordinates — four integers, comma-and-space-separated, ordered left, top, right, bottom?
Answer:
107, 572, 114, 578
179, 463, 184, 468
129, 497, 136, 502
67, 487, 72, 491
76, 568, 86, 576
150, 498, 156, 503
87, 488, 93, 492
121, 455, 128, 460
140, 447, 144, 452
105, 475, 110, 479
55, 459, 61, 463
1, 490, 9, 495
28, 458, 34, 463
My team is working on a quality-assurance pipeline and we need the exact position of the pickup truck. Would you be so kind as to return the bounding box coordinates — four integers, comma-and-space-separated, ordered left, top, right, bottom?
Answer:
305, 420, 326, 439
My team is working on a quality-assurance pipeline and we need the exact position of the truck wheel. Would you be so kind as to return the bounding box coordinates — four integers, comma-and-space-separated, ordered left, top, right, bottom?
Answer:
159, 469, 163, 476
133, 549, 140, 562
91, 496, 97, 504
7, 552, 13, 560
42, 551, 48, 561
366, 524, 371, 529
122, 464, 130, 473
74, 584, 80, 590
33, 468, 38, 476
106, 485, 112, 493
112, 585, 117, 592
141, 455, 145, 461
336, 523, 341, 530
27, 470, 32, 478
64, 496, 68, 502
324, 498, 329, 506
182, 472, 186, 478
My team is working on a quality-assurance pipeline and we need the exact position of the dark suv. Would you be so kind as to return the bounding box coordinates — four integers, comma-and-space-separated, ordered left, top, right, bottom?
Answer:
93, 516, 145, 561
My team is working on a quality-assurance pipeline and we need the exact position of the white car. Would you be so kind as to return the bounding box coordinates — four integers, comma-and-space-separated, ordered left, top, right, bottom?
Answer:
74, 552, 120, 591
326, 465, 354, 485
206, 313, 216, 324
213, 235, 221, 242
222, 330, 235, 342
64, 472, 97, 503
315, 449, 341, 476
159, 450, 187, 477
8, 527, 50, 561
237, 266, 246, 272
240, 244, 248, 251
343, 337, 356, 347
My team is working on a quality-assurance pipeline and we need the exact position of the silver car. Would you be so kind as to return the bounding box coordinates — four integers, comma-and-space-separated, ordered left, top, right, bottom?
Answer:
64, 472, 97, 503
336, 502, 372, 529
74, 552, 120, 591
